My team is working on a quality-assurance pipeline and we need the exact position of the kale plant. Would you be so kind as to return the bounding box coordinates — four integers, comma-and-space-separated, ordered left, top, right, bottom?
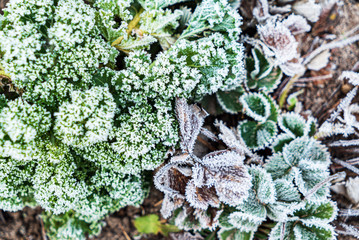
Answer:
0, 0, 245, 238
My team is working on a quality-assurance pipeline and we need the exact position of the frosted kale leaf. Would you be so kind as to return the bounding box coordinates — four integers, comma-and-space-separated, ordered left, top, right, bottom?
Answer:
269, 201, 337, 240
42, 210, 105, 240
0, 158, 35, 211
33, 151, 89, 214
180, 0, 242, 40
0, 99, 51, 161
0, 0, 117, 105
94, 0, 133, 42
112, 33, 245, 102
139, 9, 183, 50
110, 101, 178, 170
166, 33, 245, 98
138, 0, 189, 10
54, 87, 116, 149
96, 0, 183, 51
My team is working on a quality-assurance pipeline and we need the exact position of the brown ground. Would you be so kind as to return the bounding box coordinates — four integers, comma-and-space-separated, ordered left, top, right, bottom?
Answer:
0, 0, 359, 239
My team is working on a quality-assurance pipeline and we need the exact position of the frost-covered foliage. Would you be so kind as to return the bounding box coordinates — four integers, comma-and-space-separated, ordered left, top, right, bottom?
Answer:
154, 99, 252, 231
0, 0, 246, 238
155, 96, 337, 240
216, 123, 336, 240
166, 41, 338, 238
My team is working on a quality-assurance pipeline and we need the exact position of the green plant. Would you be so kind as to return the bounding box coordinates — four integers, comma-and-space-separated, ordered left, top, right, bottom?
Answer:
0, 0, 245, 238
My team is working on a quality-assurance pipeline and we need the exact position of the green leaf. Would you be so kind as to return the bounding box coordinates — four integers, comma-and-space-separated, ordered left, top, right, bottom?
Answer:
179, 0, 241, 40
268, 222, 296, 240
271, 133, 294, 153
216, 86, 245, 114
293, 224, 335, 240
278, 113, 307, 138
269, 202, 337, 240
246, 49, 282, 93
238, 120, 277, 149
134, 214, 179, 236
240, 93, 271, 122
219, 229, 254, 240
293, 201, 336, 222
261, 93, 279, 122
134, 214, 161, 234
248, 166, 276, 204
265, 154, 293, 180
274, 179, 301, 202
41, 211, 104, 240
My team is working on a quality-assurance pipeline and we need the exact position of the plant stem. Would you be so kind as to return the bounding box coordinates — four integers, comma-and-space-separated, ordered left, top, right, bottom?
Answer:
279, 74, 300, 108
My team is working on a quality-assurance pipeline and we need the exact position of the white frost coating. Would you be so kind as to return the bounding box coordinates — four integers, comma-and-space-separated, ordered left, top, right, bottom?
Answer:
341, 71, 359, 86
293, 0, 322, 22
54, 87, 116, 149
155, 99, 251, 228
257, 19, 299, 65
240, 93, 271, 122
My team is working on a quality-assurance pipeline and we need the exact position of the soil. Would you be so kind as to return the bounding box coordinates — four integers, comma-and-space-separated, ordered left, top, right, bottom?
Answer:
0, 0, 359, 240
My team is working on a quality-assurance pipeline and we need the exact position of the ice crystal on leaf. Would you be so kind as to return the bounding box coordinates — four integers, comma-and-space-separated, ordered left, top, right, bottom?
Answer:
269, 201, 337, 240
266, 137, 331, 203
257, 19, 299, 66
155, 99, 252, 230
0, 99, 51, 161
54, 87, 116, 149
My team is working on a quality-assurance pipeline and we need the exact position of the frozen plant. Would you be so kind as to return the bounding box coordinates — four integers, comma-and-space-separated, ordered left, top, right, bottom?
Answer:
154, 98, 252, 231
0, 0, 246, 238
180, 46, 338, 239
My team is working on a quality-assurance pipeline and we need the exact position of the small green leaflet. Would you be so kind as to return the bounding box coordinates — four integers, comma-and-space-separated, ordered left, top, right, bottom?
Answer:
134, 214, 180, 236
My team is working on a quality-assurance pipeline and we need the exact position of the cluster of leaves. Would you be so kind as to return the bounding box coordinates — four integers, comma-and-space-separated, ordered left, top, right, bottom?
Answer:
155, 48, 338, 240
0, 0, 246, 238
154, 98, 252, 231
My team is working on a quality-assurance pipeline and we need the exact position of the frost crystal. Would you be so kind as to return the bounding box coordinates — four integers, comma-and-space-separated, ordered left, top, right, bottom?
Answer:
54, 87, 116, 148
